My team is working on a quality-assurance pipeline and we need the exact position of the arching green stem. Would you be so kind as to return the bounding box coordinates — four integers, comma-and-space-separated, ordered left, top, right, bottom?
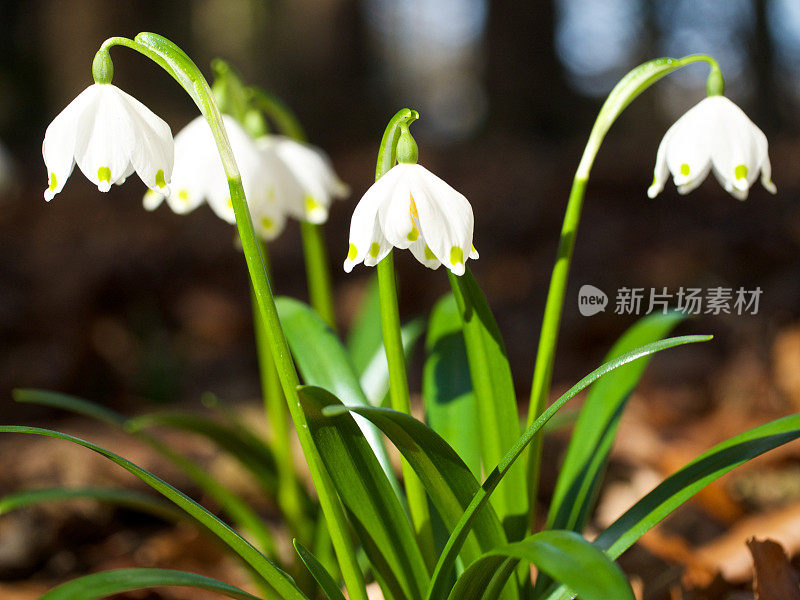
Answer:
374, 109, 436, 568
97, 33, 368, 600
525, 55, 724, 522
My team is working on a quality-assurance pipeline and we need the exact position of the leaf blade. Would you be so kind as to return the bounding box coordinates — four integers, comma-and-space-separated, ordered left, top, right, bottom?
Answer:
448, 531, 634, 600
38, 568, 264, 600
0, 426, 305, 600
298, 386, 430, 600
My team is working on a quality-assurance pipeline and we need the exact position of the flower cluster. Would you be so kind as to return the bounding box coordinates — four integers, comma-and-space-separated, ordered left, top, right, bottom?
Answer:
42, 84, 348, 241
43, 77, 777, 277
144, 116, 348, 240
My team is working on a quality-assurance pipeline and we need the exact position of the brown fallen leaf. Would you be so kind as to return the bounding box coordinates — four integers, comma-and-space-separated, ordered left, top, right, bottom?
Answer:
748, 537, 800, 600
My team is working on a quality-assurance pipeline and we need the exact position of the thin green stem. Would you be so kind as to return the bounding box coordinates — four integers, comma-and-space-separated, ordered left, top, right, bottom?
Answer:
252, 243, 307, 542
372, 108, 436, 568
376, 253, 436, 567
300, 221, 338, 331
100, 33, 369, 600
524, 54, 724, 523
249, 87, 307, 142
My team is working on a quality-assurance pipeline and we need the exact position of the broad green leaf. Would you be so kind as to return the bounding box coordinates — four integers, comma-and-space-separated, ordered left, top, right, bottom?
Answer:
423, 294, 481, 478
547, 312, 685, 534
276, 296, 398, 491
298, 386, 430, 600
38, 568, 263, 600
294, 539, 347, 600
448, 531, 633, 600
448, 269, 527, 539
346, 275, 382, 375
360, 317, 425, 406
426, 334, 711, 600
14, 389, 277, 557
126, 411, 279, 494
322, 405, 509, 572
0, 487, 184, 523
543, 413, 800, 600
0, 426, 305, 600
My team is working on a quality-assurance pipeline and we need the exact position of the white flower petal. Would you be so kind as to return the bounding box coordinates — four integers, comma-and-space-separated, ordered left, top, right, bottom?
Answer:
378, 178, 417, 250
120, 89, 173, 195
74, 85, 136, 192
705, 97, 762, 195
42, 85, 95, 200
647, 124, 673, 199
344, 168, 402, 272
406, 164, 474, 276
664, 113, 711, 192
408, 236, 441, 270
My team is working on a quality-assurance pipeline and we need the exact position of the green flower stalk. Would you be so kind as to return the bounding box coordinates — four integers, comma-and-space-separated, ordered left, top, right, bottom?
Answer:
47, 33, 368, 600
525, 54, 728, 520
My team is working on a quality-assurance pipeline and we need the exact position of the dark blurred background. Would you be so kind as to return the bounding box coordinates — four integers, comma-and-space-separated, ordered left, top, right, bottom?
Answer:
1, 0, 800, 421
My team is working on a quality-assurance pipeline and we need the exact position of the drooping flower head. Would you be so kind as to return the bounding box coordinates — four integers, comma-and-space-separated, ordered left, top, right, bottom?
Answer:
344, 124, 477, 276
42, 83, 173, 201
256, 135, 349, 224
647, 95, 776, 201
144, 115, 286, 240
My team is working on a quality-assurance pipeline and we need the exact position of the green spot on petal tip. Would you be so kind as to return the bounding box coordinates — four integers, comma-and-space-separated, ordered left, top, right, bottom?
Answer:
424, 245, 436, 261
735, 164, 748, 180
369, 242, 380, 258
680, 163, 690, 177
406, 228, 419, 242
450, 246, 463, 266
48, 172, 57, 191
155, 169, 166, 188
347, 243, 357, 261
98, 166, 111, 182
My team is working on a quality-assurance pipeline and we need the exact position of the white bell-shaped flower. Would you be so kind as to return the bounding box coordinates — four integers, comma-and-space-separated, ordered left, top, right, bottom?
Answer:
647, 96, 777, 201
256, 135, 349, 224
144, 115, 286, 240
344, 163, 477, 276
42, 83, 173, 201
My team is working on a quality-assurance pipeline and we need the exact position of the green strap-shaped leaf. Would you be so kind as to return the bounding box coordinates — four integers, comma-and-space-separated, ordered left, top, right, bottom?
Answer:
448, 269, 527, 540
547, 312, 685, 533
14, 389, 278, 557
423, 294, 481, 478
426, 334, 711, 600
346, 275, 382, 375
448, 531, 634, 600
276, 296, 398, 490
126, 411, 279, 493
298, 386, 430, 600
38, 568, 263, 600
323, 405, 510, 576
293, 539, 347, 600
0, 487, 184, 523
542, 413, 800, 600
0, 426, 306, 600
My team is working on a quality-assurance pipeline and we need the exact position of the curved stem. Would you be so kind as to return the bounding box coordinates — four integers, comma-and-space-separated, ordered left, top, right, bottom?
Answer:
373, 109, 436, 568
99, 33, 368, 600
249, 87, 308, 142
525, 54, 724, 523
